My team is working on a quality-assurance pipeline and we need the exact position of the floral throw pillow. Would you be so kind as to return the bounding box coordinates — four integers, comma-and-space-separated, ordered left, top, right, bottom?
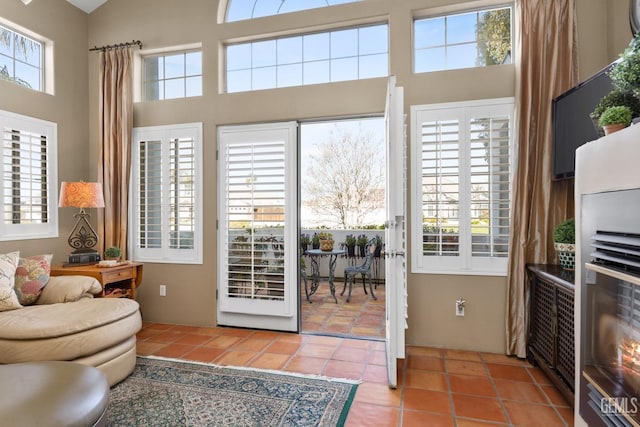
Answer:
0, 251, 22, 312
14, 254, 53, 305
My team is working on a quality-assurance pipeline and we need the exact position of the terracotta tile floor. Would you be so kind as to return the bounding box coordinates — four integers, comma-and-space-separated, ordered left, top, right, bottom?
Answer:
136, 322, 574, 426
302, 278, 385, 338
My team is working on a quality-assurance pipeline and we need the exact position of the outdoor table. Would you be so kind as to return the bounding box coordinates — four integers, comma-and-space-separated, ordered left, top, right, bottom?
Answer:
305, 248, 346, 303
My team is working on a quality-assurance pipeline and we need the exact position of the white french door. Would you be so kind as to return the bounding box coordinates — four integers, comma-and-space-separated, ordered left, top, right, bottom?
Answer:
217, 122, 298, 332
384, 76, 408, 388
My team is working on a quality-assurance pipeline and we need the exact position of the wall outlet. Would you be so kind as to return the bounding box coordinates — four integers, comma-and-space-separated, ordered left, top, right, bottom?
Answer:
159, 285, 166, 297
456, 298, 465, 317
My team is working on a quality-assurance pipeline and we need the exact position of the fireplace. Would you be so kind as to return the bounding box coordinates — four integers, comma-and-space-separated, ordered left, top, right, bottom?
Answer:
580, 190, 640, 427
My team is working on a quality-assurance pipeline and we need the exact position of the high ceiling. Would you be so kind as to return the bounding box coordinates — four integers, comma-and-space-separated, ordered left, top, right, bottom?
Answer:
66, 0, 108, 14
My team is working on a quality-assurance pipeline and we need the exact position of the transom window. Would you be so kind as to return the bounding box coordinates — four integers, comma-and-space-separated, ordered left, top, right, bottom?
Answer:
411, 98, 514, 275
0, 109, 58, 241
0, 24, 43, 91
143, 50, 202, 101
414, 6, 512, 73
226, 0, 360, 22
226, 23, 388, 93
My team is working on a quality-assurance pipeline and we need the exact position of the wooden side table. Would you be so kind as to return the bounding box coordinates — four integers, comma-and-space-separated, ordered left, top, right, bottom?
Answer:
50, 262, 143, 300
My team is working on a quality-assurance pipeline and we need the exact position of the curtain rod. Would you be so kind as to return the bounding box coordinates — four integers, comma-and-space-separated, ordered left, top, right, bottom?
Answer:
89, 40, 142, 52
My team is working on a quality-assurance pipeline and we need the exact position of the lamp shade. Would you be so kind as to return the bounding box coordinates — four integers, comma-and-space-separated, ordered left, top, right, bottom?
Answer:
58, 182, 105, 208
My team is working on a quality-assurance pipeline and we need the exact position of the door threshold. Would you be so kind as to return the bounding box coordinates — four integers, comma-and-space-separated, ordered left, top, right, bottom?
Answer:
301, 330, 384, 342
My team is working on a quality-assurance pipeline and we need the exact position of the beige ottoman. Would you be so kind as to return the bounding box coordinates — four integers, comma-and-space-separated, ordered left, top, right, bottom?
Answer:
0, 361, 109, 427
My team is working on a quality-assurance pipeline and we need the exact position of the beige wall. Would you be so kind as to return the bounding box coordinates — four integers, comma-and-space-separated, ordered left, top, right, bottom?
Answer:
577, 0, 632, 80
0, 0, 89, 260
0, 0, 632, 353
85, 0, 516, 350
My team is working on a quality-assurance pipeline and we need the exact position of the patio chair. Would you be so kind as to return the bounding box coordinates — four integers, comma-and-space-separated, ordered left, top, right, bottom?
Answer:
341, 237, 377, 302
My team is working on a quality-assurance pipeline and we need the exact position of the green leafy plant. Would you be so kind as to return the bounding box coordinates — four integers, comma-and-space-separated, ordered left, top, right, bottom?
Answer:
591, 90, 640, 121
609, 33, 640, 95
344, 234, 356, 247
598, 105, 632, 127
476, 8, 511, 66
300, 233, 310, 245
356, 234, 368, 246
318, 232, 333, 240
104, 246, 121, 259
553, 218, 575, 244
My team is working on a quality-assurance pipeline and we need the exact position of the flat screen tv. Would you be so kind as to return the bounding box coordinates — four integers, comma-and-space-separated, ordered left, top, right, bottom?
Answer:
552, 62, 617, 180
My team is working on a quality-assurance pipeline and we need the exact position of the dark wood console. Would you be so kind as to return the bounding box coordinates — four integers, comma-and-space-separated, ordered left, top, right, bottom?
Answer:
526, 264, 575, 406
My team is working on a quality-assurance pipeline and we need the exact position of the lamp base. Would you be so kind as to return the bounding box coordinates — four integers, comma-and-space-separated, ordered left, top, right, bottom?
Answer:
67, 252, 101, 265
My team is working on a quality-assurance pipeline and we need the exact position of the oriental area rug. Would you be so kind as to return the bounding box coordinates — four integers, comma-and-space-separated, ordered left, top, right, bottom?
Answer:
106, 357, 358, 427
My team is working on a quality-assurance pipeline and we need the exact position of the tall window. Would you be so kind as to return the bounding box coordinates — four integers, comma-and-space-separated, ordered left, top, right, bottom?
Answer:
0, 24, 43, 91
131, 123, 202, 263
143, 50, 202, 101
411, 98, 514, 275
226, 0, 360, 22
0, 110, 57, 241
414, 6, 512, 73
226, 23, 388, 92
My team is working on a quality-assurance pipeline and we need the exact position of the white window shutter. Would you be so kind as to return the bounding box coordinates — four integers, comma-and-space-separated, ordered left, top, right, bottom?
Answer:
412, 98, 514, 275
131, 123, 202, 264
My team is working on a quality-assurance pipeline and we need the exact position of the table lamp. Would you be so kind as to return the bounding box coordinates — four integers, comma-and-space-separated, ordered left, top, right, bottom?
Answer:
58, 181, 105, 264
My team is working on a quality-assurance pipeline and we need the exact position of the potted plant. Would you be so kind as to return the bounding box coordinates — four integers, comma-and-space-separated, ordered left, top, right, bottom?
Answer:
598, 105, 632, 135
311, 232, 320, 250
591, 89, 640, 135
344, 234, 356, 257
553, 218, 575, 270
318, 232, 334, 251
356, 234, 368, 257
104, 246, 121, 261
608, 32, 640, 96
300, 233, 310, 254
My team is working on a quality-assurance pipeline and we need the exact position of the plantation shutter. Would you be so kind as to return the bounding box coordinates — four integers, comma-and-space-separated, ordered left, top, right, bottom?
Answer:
169, 136, 196, 250
2, 129, 48, 224
222, 136, 287, 300
131, 124, 202, 263
412, 99, 513, 275
469, 114, 510, 259
217, 122, 298, 331
0, 110, 57, 241
138, 139, 162, 249
420, 117, 461, 258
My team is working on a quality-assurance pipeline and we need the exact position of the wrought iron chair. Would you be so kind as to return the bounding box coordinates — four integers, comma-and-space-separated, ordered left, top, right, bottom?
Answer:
341, 237, 377, 302
301, 257, 310, 302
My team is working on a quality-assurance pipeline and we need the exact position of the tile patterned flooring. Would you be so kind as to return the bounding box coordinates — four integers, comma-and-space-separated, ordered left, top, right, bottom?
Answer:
136, 322, 575, 426
301, 278, 385, 338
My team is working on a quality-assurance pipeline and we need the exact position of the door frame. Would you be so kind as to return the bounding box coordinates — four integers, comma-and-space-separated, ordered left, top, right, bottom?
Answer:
297, 115, 387, 335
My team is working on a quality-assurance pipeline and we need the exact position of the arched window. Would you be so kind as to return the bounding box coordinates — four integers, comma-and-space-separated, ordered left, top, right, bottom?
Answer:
225, 0, 360, 22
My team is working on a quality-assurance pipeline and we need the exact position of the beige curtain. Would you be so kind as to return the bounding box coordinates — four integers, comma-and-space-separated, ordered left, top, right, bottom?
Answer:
98, 47, 133, 259
506, 0, 578, 357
